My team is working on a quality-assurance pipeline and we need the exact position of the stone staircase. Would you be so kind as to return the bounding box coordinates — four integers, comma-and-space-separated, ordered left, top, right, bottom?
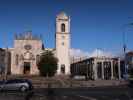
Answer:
0, 75, 129, 88
0, 75, 62, 88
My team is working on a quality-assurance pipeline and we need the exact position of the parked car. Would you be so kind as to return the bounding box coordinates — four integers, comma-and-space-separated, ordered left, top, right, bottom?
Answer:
0, 79, 33, 92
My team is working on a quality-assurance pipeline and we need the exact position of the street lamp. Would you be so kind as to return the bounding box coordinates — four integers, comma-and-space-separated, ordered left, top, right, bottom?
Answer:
122, 22, 133, 80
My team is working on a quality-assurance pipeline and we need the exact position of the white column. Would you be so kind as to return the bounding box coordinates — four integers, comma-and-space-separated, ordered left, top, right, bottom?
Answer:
31, 60, 39, 75
102, 61, 104, 80
30, 61, 33, 75
93, 59, 97, 80
19, 55, 24, 75
118, 58, 121, 80
111, 60, 114, 80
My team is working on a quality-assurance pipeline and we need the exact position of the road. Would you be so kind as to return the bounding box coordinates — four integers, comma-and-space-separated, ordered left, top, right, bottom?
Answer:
0, 86, 133, 100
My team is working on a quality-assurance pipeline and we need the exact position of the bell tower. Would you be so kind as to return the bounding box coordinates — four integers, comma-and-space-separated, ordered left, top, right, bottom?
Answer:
55, 12, 70, 75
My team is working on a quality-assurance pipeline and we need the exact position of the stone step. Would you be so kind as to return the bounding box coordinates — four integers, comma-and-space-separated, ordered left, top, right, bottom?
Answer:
0, 75, 128, 88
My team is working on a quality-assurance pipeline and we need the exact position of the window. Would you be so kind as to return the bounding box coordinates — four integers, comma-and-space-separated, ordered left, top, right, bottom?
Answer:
16, 54, 19, 65
24, 44, 32, 50
62, 42, 64, 46
61, 23, 65, 32
6, 80, 15, 84
62, 36, 65, 39
36, 55, 40, 65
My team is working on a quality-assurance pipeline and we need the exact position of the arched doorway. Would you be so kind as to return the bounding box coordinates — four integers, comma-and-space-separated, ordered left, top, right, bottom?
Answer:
61, 64, 65, 74
23, 62, 30, 74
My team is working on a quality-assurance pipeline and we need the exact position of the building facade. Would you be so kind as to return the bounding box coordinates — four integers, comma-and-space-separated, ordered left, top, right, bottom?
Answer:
0, 48, 11, 75
56, 12, 71, 75
71, 57, 121, 80
126, 51, 133, 77
8, 12, 71, 75
10, 32, 43, 75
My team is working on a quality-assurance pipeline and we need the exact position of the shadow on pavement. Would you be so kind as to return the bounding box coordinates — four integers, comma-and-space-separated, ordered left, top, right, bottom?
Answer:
46, 83, 55, 100
25, 91, 34, 100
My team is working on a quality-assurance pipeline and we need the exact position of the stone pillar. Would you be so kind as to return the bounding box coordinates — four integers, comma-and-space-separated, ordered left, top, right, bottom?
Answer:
118, 58, 121, 80
30, 61, 33, 75
31, 60, 39, 75
102, 61, 104, 80
111, 60, 114, 80
93, 59, 97, 80
19, 60, 23, 74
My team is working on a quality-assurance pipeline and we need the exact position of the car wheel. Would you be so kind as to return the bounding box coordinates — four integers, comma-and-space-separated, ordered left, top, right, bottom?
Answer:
20, 86, 27, 92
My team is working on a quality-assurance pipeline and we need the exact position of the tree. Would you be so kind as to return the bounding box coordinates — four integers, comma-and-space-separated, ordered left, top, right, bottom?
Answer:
37, 50, 58, 77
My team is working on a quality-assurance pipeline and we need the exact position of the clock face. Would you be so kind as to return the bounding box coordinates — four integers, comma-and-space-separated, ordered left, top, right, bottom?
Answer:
24, 44, 32, 50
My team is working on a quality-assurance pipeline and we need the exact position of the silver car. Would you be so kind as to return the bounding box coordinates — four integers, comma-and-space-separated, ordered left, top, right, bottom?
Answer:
0, 79, 33, 92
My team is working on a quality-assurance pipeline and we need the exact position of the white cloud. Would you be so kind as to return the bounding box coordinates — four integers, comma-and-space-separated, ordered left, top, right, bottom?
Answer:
70, 48, 114, 58
89, 49, 114, 58
70, 48, 90, 58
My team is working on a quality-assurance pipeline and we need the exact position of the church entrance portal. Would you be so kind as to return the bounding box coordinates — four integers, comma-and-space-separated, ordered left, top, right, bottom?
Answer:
24, 62, 30, 74
61, 64, 65, 74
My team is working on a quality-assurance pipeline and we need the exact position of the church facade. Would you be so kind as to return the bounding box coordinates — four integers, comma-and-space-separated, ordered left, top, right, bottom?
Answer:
9, 12, 71, 75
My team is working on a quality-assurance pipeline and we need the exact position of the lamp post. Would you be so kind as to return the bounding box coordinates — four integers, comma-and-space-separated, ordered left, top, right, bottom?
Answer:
122, 22, 133, 80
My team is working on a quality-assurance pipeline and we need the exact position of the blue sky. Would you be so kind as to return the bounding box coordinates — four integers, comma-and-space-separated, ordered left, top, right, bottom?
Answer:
0, 0, 133, 54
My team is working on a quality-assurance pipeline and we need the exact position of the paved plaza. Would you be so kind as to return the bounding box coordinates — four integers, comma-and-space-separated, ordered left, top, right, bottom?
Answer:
0, 86, 133, 100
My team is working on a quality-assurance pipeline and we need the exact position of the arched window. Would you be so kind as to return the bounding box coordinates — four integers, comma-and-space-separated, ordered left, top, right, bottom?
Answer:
16, 54, 19, 65
61, 23, 65, 32
62, 42, 64, 46
36, 55, 40, 65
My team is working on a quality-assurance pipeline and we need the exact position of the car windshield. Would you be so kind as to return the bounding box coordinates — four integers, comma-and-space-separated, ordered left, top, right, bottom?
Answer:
0, 81, 4, 84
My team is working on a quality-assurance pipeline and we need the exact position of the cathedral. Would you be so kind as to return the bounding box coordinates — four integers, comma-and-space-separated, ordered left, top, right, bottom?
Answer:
9, 12, 71, 75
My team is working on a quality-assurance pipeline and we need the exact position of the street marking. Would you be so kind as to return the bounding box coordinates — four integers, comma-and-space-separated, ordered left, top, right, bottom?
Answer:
76, 95, 97, 100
